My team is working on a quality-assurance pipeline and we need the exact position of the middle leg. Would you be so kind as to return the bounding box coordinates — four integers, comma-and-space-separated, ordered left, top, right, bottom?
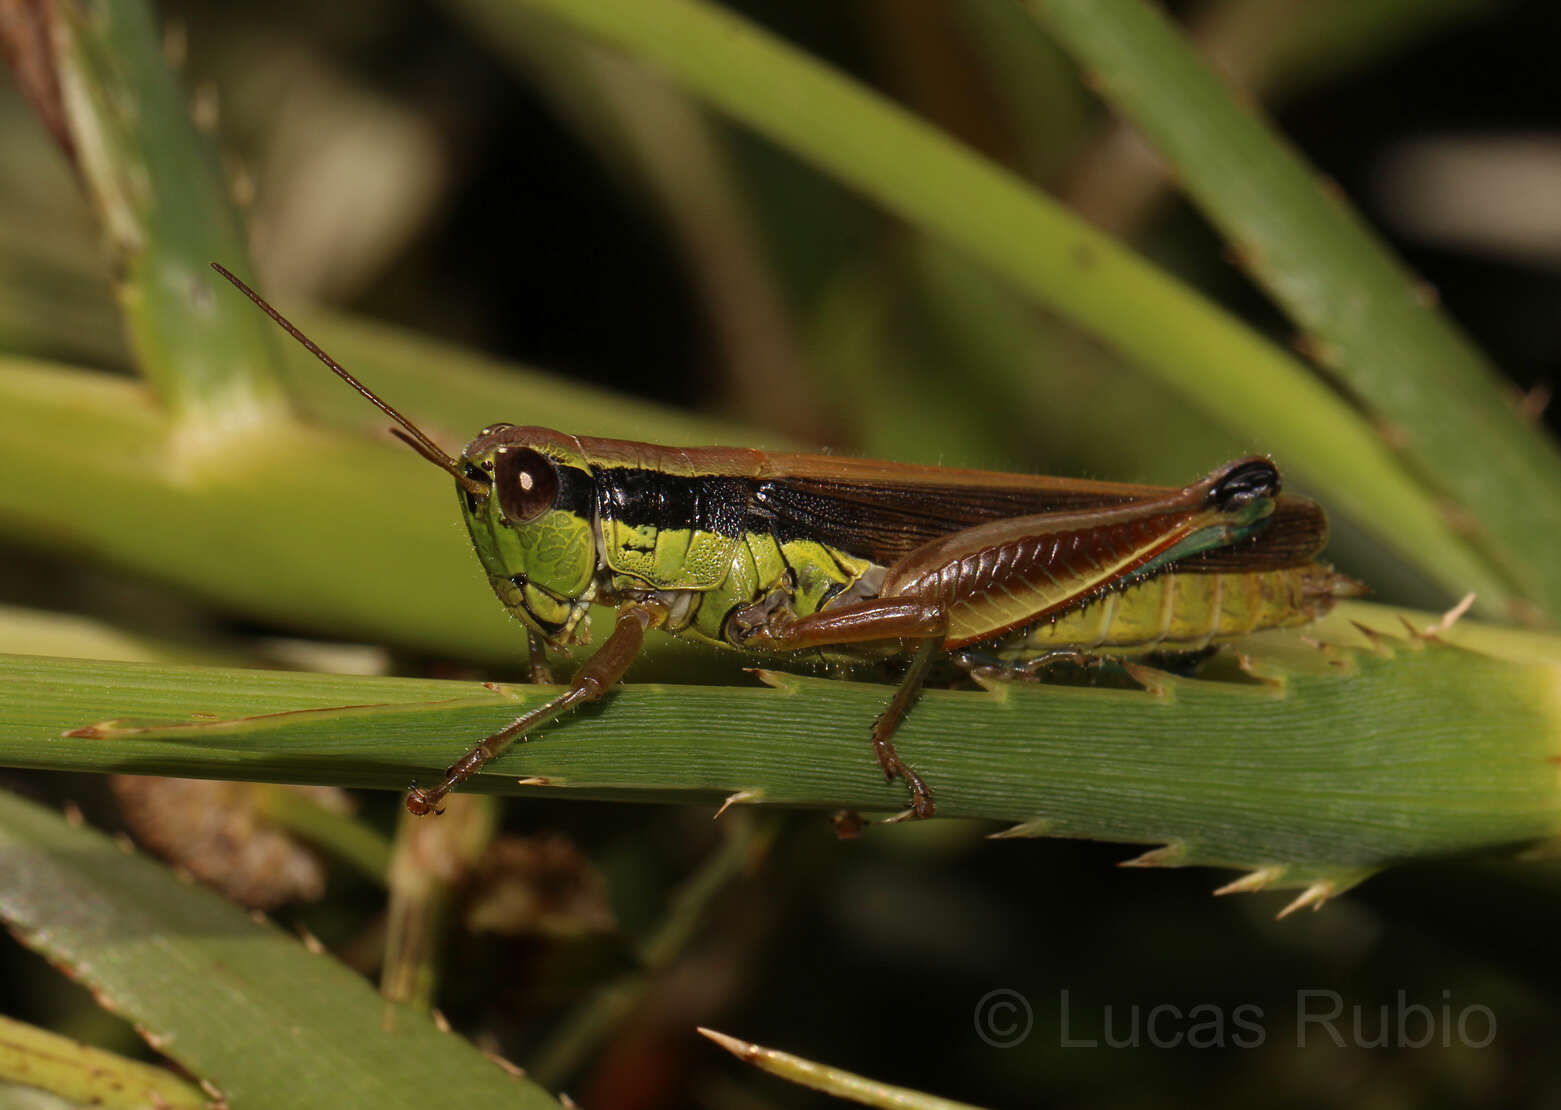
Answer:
872, 637, 941, 819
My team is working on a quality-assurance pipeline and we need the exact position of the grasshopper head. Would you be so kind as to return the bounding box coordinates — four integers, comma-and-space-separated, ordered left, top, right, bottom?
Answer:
206, 265, 603, 649
460, 425, 599, 647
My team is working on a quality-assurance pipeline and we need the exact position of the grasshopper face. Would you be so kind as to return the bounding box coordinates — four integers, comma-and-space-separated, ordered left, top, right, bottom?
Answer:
459, 425, 600, 648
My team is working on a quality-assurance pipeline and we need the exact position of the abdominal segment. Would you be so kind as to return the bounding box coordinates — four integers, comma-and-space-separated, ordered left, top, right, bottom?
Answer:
994, 563, 1359, 658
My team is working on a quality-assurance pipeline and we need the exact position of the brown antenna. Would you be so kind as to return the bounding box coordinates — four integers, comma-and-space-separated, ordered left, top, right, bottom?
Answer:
210, 262, 488, 498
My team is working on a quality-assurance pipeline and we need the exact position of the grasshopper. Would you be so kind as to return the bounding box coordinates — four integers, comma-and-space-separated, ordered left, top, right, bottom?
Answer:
213, 264, 1358, 819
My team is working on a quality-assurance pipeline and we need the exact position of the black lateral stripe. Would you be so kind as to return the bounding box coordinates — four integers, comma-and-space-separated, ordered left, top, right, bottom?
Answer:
553, 463, 598, 522
595, 467, 749, 539
749, 476, 1327, 570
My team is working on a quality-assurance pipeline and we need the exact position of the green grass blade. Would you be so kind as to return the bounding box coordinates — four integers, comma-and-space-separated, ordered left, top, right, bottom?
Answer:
699, 1027, 991, 1110
0, 347, 752, 664
492, 0, 1509, 613
5, 601, 1559, 897
1030, 0, 1561, 620
1049, 0, 1495, 232
0, 355, 515, 661
51, 0, 286, 426
0, 1013, 209, 1109
0, 790, 560, 1109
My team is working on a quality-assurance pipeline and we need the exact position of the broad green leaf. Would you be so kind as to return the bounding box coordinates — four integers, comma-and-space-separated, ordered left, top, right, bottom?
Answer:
0, 790, 560, 1110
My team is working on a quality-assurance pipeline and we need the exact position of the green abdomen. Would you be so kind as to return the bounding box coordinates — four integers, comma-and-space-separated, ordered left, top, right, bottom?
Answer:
1004, 563, 1354, 657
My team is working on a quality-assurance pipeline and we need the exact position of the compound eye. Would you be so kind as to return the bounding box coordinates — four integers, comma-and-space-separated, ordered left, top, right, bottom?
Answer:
494, 447, 558, 523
